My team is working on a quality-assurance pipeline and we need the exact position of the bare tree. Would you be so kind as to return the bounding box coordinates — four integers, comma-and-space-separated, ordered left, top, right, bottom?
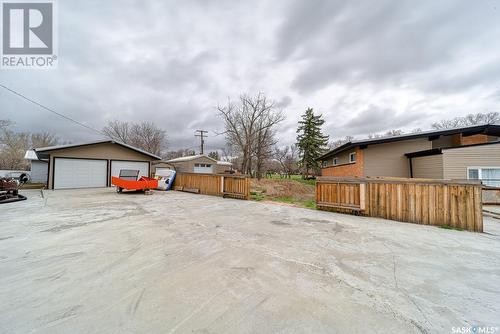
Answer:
217, 93, 284, 177
0, 119, 11, 130
220, 145, 236, 162
103, 120, 167, 156
164, 148, 196, 160
431, 112, 499, 129
31, 132, 58, 148
102, 120, 130, 143
130, 122, 166, 156
0, 129, 30, 170
253, 126, 276, 179
0, 121, 58, 169
329, 135, 355, 149
368, 129, 404, 139
464, 112, 499, 125
252, 107, 282, 179
274, 145, 298, 178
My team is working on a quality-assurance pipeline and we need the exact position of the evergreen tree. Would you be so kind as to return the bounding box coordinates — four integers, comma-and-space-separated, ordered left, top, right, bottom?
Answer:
208, 151, 220, 160
296, 108, 329, 177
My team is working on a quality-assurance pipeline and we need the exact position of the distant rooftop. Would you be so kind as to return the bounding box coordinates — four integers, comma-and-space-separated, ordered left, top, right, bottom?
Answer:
166, 154, 232, 165
217, 161, 233, 166
24, 149, 38, 160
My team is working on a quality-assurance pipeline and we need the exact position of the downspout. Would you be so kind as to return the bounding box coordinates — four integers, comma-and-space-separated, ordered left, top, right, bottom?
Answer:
408, 157, 413, 178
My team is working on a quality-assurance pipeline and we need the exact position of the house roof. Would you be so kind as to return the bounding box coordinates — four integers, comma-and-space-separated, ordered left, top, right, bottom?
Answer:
217, 161, 233, 166
166, 154, 233, 166
404, 140, 500, 158
318, 124, 500, 160
24, 149, 38, 160
166, 154, 218, 163
34, 139, 162, 160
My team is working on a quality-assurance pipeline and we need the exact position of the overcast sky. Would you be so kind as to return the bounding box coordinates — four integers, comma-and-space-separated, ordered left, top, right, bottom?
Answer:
1, 0, 500, 152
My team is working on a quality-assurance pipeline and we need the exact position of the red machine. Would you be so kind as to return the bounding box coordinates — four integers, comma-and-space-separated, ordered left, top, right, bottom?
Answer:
111, 169, 158, 193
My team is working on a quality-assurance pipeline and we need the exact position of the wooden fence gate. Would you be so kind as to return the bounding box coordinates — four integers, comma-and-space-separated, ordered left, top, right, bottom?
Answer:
173, 173, 250, 200
316, 177, 483, 232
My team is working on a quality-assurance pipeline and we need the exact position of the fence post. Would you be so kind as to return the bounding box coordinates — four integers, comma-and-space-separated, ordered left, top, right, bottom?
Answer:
220, 176, 224, 195
247, 176, 250, 200
359, 183, 366, 210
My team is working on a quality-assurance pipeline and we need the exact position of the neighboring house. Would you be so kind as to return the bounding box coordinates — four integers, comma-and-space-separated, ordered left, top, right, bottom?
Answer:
318, 124, 500, 187
151, 161, 175, 175
24, 149, 48, 183
166, 155, 233, 174
33, 139, 161, 189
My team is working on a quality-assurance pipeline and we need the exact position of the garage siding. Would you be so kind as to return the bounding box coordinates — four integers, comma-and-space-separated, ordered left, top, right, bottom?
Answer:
47, 143, 156, 189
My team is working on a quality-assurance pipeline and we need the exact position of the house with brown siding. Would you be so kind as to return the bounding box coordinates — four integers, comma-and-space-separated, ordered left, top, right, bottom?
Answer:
318, 124, 500, 186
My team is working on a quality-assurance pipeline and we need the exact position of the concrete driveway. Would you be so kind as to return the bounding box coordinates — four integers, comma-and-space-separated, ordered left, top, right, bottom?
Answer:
0, 189, 499, 333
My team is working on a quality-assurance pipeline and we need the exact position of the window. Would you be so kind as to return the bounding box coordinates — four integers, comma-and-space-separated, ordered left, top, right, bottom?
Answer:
468, 168, 479, 179
333, 157, 339, 165
482, 168, 500, 187
467, 167, 500, 187
349, 152, 356, 163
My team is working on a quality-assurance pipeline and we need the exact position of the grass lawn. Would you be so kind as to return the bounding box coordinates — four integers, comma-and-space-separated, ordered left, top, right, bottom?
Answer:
250, 176, 316, 209
269, 196, 316, 209
265, 174, 316, 186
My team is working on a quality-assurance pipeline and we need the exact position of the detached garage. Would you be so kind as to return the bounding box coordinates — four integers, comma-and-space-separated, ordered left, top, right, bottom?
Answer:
34, 140, 161, 189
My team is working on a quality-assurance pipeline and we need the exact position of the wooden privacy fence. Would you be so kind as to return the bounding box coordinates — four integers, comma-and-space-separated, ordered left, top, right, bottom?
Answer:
173, 173, 250, 200
316, 177, 483, 232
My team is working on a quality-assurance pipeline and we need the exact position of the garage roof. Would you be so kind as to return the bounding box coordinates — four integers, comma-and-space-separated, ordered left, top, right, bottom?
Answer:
34, 139, 162, 160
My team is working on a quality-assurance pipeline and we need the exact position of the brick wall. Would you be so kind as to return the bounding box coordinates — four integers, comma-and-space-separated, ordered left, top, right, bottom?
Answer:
321, 147, 364, 177
460, 134, 489, 146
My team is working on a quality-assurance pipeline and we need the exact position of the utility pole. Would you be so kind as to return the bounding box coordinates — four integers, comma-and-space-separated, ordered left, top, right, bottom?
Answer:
195, 130, 208, 154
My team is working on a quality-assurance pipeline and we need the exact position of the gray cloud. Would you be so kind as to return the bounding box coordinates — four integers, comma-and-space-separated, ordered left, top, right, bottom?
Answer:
338, 105, 427, 137
1, 0, 499, 151
278, 0, 500, 93
276, 96, 293, 109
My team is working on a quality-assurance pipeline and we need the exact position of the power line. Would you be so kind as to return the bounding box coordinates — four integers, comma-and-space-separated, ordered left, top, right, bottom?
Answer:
194, 129, 208, 154
0, 83, 107, 137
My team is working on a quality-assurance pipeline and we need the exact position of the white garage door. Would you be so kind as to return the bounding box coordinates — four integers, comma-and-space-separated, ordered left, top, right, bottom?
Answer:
111, 160, 149, 179
194, 163, 213, 174
54, 158, 107, 189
